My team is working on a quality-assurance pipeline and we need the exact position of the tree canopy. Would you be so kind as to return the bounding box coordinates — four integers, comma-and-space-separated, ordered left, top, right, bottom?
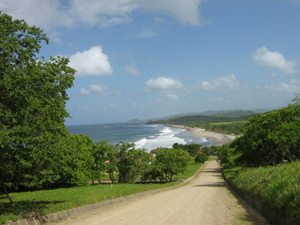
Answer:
0, 12, 75, 203
155, 147, 191, 181
231, 95, 300, 167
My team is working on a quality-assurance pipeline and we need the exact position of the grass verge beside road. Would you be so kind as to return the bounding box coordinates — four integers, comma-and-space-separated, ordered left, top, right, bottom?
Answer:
0, 161, 203, 224
223, 161, 300, 224
174, 162, 203, 179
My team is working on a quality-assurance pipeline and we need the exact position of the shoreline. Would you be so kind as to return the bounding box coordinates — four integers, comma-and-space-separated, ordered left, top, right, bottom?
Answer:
168, 125, 236, 146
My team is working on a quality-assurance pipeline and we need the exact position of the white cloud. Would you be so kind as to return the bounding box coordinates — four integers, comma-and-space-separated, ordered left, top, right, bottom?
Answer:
80, 84, 120, 96
252, 47, 297, 74
0, 0, 203, 30
194, 74, 240, 91
258, 79, 300, 94
146, 77, 182, 90
123, 64, 140, 76
68, 46, 113, 77
68, 0, 136, 28
138, 0, 202, 26
0, 0, 74, 30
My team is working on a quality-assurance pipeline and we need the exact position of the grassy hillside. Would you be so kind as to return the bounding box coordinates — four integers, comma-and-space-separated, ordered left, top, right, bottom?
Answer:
209, 110, 256, 118
146, 114, 253, 126
223, 162, 300, 224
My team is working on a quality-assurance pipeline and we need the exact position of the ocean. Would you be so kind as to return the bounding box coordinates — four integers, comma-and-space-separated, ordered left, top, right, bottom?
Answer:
67, 123, 213, 152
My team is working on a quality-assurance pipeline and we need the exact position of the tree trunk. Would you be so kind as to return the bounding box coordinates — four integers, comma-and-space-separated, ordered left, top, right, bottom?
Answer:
1, 182, 15, 205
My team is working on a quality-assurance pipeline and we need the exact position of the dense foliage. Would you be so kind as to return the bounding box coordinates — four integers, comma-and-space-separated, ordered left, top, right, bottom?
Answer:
0, 12, 75, 204
116, 143, 152, 183
216, 95, 300, 168
194, 153, 208, 163
154, 148, 191, 181
216, 143, 239, 168
172, 143, 202, 157
231, 96, 300, 167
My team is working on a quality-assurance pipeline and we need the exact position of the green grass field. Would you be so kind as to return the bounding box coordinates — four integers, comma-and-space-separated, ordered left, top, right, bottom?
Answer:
209, 120, 248, 125
0, 161, 203, 224
0, 182, 181, 224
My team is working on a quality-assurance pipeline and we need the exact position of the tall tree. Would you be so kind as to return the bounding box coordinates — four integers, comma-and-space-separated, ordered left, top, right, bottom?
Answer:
0, 12, 75, 204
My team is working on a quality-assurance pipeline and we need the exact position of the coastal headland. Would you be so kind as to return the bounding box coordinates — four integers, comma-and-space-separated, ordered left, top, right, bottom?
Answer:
168, 125, 236, 146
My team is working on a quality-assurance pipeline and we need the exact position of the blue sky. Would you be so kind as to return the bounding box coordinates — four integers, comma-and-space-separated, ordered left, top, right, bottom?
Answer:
2, 0, 300, 125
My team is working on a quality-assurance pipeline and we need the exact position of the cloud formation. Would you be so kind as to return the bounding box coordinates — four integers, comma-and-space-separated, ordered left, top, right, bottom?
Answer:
123, 64, 140, 76
252, 47, 297, 74
80, 84, 120, 96
68, 46, 113, 77
258, 79, 300, 94
0, 0, 203, 30
138, 0, 202, 26
145, 77, 182, 90
194, 74, 240, 91
0, 0, 61, 30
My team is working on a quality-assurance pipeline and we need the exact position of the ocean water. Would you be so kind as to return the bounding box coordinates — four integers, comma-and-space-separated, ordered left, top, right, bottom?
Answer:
67, 123, 213, 152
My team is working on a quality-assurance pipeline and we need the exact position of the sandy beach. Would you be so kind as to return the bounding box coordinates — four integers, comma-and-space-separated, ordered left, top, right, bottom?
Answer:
169, 125, 236, 146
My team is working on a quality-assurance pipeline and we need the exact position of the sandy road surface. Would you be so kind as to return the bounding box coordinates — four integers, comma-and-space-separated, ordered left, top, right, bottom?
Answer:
54, 161, 268, 225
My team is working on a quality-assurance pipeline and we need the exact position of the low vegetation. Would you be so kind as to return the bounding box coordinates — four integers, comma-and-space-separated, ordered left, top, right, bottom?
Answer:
223, 162, 300, 224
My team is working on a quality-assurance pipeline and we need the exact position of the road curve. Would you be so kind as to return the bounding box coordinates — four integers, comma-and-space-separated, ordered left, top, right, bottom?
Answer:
54, 161, 268, 225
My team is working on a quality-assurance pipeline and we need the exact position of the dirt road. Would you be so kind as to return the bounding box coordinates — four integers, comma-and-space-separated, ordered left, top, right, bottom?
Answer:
54, 161, 268, 225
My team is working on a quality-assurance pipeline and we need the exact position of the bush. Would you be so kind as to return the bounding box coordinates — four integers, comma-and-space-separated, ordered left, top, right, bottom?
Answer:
194, 153, 208, 163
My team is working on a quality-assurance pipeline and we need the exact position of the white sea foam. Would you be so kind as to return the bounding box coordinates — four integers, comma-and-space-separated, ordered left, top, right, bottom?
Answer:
135, 138, 148, 149
135, 127, 187, 152
198, 137, 208, 143
159, 127, 173, 135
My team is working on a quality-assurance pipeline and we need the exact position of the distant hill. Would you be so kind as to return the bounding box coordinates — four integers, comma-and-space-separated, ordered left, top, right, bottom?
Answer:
145, 110, 260, 125
127, 119, 148, 123
208, 110, 256, 118
128, 109, 270, 124
147, 115, 246, 125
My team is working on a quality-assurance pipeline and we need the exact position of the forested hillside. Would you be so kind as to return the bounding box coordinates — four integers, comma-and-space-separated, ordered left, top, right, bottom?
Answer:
146, 111, 254, 125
